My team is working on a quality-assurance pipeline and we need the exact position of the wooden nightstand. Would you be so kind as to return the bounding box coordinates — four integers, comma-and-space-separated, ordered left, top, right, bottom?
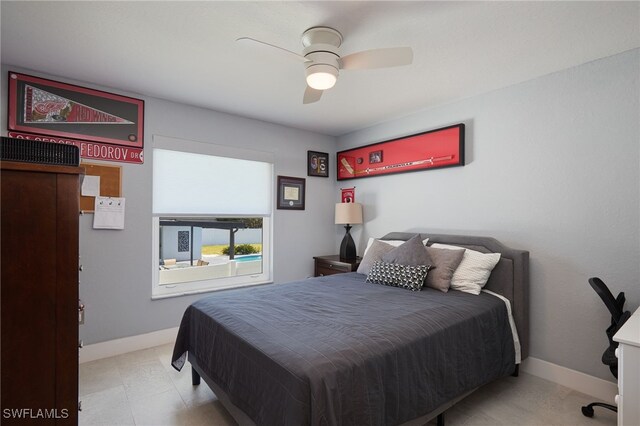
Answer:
313, 255, 361, 277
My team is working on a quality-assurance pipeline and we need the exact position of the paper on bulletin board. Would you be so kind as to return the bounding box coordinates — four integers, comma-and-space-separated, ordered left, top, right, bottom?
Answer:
80, 162, 122, 213
93, 196, 125, 230
81, 175, 101, 196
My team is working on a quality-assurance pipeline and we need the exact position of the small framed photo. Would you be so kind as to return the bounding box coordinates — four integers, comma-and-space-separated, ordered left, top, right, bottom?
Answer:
369, 150, 383, 164
307, 150, 329, 177
277, 175, 306, 210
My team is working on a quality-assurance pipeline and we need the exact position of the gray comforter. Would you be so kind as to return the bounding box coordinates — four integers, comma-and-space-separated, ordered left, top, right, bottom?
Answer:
172, 272, 515, 426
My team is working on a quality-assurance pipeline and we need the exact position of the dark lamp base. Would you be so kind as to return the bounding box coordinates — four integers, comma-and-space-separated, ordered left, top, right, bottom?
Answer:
339, 224, 357, 260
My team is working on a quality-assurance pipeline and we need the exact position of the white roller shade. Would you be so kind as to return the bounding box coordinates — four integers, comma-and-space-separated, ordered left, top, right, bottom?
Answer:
153, 148, 272, 215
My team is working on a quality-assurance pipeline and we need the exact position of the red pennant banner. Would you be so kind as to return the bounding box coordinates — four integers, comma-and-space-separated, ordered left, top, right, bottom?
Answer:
8, 72, 144, 147
341, 187, 355, 203
24, 85, 133, 124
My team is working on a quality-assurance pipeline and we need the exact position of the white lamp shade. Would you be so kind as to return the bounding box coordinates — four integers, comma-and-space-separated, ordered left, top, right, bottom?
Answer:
335, 202, 363, 225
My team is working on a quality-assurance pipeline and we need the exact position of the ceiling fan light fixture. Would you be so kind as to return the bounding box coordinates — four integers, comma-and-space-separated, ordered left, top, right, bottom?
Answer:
236, 26, 413, 104
305, 64, 338, 90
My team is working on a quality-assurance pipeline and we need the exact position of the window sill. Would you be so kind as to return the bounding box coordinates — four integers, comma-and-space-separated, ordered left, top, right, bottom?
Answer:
151, 279, 273, 300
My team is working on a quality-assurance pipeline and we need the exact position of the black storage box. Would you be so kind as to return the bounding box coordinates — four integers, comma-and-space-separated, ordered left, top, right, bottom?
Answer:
1, 136, 80, 167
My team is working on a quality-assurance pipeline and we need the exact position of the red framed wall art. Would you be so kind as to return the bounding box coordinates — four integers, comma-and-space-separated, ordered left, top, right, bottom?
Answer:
7, 72, 144, 149
337, 123, 465, 181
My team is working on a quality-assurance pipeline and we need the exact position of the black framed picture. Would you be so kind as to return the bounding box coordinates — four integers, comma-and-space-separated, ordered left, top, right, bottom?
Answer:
307, 150, 329, 177
8, 71, 144, 148
369, 150, 383, 164
337, 123, 465, 181
277, 175, 305, 210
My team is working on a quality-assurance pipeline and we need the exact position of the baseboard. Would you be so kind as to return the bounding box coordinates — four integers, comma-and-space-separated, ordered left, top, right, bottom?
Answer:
521, 357, 617, 403
80, 330, 618, 404
79, 327, 179, 364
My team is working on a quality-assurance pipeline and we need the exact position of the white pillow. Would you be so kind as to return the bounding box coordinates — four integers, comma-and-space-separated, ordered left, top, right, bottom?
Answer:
363, 237, 429, 257
430, 243, 501, 295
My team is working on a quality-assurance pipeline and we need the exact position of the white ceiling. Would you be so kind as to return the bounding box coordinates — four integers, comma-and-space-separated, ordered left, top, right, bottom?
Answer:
1, 1, 639, 136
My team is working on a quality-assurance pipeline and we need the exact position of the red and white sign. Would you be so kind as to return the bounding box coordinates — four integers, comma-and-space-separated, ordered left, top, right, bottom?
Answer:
8, 131, 144, 164
337, 124, 465, 181
341, 187, 355, 203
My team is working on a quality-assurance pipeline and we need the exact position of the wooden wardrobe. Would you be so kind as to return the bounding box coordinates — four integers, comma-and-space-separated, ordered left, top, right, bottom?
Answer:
1, 161, 83, 424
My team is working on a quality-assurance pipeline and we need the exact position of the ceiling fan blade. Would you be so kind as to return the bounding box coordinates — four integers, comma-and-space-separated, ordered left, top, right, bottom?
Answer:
303, 86, 323, 104
236, 37, 310, 63
338, 47, 413, 70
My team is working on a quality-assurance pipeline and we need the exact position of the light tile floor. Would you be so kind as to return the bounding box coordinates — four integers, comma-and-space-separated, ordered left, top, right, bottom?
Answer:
79, 343, 617, 426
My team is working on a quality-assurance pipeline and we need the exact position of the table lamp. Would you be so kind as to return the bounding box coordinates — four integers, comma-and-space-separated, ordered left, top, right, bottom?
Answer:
335, 202, 363, 260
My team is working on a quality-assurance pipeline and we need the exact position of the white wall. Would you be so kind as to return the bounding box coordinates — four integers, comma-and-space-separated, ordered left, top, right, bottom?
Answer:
337, 49, 640, 381
1, 64, 338, 345
3, 50, 638, 380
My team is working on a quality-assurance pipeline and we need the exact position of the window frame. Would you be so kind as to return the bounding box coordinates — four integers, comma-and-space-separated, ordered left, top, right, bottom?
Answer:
151, 135, 274, 299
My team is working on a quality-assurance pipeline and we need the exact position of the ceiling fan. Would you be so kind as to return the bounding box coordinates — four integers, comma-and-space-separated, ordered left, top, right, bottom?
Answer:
237, 26, 413, 104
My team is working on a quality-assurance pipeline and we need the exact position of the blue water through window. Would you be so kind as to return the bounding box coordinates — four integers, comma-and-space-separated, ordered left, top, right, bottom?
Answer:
234, 254, 262, 263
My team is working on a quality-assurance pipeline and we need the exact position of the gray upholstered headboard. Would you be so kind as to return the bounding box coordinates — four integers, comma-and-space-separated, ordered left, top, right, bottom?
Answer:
380, 232, 530, 360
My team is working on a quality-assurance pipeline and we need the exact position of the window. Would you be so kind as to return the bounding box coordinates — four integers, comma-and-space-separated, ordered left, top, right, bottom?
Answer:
151, 136, 273, 298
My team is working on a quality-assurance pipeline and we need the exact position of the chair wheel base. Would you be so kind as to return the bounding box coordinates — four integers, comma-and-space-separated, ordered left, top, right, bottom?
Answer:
581, 402, 617, 418
581, 405, 594, 418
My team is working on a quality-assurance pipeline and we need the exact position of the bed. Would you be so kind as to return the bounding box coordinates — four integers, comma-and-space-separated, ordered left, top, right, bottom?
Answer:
172, 232, 529, 426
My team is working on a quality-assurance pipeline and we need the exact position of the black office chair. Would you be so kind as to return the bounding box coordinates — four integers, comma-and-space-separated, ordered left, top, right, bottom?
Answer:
581, 277, 631, 418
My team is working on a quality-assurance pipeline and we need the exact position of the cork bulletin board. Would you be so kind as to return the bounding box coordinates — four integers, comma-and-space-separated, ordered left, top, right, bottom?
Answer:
80, 162, 122, 212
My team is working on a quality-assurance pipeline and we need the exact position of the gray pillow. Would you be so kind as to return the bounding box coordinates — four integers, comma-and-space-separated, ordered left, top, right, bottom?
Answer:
423, 246, 465, 292
357, 239, 396, 275
366, 261, 431, 291
381, 234, 433, 266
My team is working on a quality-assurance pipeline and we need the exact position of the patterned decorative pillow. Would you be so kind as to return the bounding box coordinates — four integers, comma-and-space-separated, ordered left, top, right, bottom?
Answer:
366, 260, 431, 291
